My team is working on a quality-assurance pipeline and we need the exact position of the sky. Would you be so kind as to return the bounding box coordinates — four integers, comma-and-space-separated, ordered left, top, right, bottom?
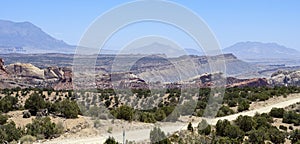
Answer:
1, 0, 300, 50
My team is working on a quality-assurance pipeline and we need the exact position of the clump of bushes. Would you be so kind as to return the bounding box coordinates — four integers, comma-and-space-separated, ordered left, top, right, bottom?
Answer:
26, 117, 64, 139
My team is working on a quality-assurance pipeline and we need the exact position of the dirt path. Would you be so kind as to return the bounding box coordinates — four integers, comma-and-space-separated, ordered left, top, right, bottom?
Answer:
40, 94, 300, 144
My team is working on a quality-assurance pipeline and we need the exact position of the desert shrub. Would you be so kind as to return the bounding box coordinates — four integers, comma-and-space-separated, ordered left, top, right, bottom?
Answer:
216, 119, 244, 140
290, 129, 300, 143
113, 105, 134, 121
24, 93, 46, 115
139, 112, 156, 123
154, 109, 166, 121
20, 135, 37, 144
248, 127, 268, 144
270, 107, 285, 118
216, 119, 231, 136
217, 105, 234, 117
235, 115, 256, 132
104, 136, 119, 144
26, 117, 63, 139
237, 99, 250, 112
268, 126, 286, 143
60, 99, 80, 119
0, 121, 23, 143
48, 102, 60, 115
0, 113, 8, 125
224, 124, 244, 139
228, 99, 237, 107
279, 125, 287, 131
215, 137, 239, 144
0, 96, 18, 113
198, 119, 211, 135
254, 114, 272, 129
283, 111, 300, 125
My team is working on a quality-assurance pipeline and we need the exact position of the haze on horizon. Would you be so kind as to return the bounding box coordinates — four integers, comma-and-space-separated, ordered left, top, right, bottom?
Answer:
0, 0, 300, 50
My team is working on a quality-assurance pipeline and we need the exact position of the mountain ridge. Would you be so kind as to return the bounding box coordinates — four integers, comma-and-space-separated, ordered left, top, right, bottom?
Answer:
223, 41, 300, 60
0, 19, 74, 53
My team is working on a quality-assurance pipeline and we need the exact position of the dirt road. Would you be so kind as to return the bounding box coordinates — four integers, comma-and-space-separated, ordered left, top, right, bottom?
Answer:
41, 94, 300, 144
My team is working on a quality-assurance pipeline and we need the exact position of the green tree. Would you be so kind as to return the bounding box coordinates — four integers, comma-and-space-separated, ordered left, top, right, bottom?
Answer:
224, 124, 244, 139
0, 96, 18, 113
115, 105, 134, 121
254, 115, 272, 129
248, 128, 268, 144
216, 119, 230, 136
283, 111, 300, 125
268, 126, 285, 144
24, 93, 46, 115
235, 115, 256, 132
104, 136, 119, 144
270, 108, 285, 118
237, 99, 250, 112
155, 109, 166, 121
198, 119, 211, 135
217, 105, 235, 117
0, 113, 8, 125
26, 117, 63, 139
60, 99, 80, 119
0, 121, 23, 143
290, 129, 300, 144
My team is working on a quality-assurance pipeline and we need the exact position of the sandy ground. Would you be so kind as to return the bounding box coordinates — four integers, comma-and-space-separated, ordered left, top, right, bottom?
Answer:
37, 93, 300, 144
249, 93, 300, 110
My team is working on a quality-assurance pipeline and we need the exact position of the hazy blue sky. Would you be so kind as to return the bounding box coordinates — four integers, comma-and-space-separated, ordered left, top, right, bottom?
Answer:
1, 0, 300, 49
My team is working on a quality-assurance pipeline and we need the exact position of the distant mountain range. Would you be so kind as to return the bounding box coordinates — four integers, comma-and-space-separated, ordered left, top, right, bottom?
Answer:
223, 41, 300, 60
0, 20, 74, 53
1, 19, 300, 60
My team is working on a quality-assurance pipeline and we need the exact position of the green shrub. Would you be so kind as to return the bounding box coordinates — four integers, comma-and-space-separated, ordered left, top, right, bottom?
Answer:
26, 117, 63, 139
268, 126, 286, 143
60, 99, 80, 119
217, 105, 234, 117
0, 113, 8, 125
104, 136, 119, 144
270, 108, 285, 118
0, 121, 22, 143
235, 115, 256, 132
237, 99, 250, 112
248, 128, 268, 144
0, 96, 18, 113
114, 105, 134, 121
216, 119, 231, 136
283, 111, 300, 125
154, 109, 166, 121
279, 125, 287, 131
20, 135, 37, 144
198, 119, 211, 135
290, 129, 300, 143
24, 93, 46, 115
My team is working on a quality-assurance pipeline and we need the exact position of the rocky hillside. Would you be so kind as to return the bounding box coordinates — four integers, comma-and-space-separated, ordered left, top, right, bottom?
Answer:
269, 70, 300, 86
0, 58, 9, 79
5, 54, 300, 90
